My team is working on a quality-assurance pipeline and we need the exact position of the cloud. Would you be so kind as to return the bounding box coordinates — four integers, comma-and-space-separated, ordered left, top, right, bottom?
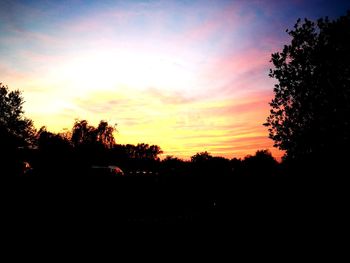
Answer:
0, 0, 290, 160
145, 87, 199, 105
63, 85, 281, 159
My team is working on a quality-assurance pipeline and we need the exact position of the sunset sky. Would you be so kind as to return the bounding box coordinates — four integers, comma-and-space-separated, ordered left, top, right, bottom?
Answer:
0, 0, 349, 160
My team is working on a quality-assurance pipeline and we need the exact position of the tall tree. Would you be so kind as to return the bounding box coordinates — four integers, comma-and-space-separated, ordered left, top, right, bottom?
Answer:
0, 83, 36, 175
71, 120, 95, 147
0, 83, 36, 149
96, 121, 116, 148
264, 12, 350, 163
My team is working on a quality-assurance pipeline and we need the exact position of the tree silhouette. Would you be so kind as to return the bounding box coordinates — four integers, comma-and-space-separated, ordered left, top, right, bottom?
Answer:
163, 155, 183, 164
147, 144, 163, 160
131, 143, 163, 160
264, 12, 350, 164
35, 126, 75, 175
242, 150, 278, 177
69, 120, 117, 167
191, 151, 212, 163
71, 120, 95, 147
37, 126, 72, 151
71, 119, 116, 149
190, 152, 231, 177
0, 83, 36, 175
0, 83, 36, 149
96, 121, 116, 148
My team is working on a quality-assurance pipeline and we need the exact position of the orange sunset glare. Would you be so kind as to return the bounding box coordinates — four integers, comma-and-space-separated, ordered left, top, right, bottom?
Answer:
2, 0, 347, 161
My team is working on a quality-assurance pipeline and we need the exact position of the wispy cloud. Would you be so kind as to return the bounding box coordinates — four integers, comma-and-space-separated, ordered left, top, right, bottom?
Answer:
56, 87, 277, 159
3, 0, 346, 160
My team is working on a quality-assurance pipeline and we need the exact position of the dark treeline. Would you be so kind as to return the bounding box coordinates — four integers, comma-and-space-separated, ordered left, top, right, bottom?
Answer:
0, 83, 287, 224
0, 83, 280, 178
0, 83, 339, 225
0, 83, 291, 224
28, 120, 165, 177
2, 111, 281, 179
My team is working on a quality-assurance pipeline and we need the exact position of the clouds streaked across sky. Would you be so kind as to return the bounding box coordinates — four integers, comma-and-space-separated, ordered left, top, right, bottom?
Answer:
1, 0, 349, 160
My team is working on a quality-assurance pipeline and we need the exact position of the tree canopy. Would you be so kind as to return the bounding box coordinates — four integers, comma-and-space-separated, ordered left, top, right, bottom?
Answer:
0, 83, 36, 149
71, 119, 116, 149
264, 12, 350, 163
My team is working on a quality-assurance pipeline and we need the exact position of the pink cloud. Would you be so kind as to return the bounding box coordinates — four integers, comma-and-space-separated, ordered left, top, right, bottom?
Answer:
6, 26, 59, 46
207, 48, 270, 80
176, 2, 256, 47
201, 97, 269, 117
146, 87, 198, 105
0, 63, 32, 85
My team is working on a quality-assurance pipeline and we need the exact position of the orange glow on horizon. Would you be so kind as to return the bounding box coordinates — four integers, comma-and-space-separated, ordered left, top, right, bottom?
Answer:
22, 87, 284, 162
0, 0, 304, 163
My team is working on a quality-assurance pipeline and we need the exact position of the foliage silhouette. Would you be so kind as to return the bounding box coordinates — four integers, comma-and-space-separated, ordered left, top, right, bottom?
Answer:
0, 83, 36, 148
242, 150, 278, 177
264, 12, 350, 170
71, 119, 116, 149
35, 126, 75, 175
191, 151, 212, 163
0, 83, 36, 175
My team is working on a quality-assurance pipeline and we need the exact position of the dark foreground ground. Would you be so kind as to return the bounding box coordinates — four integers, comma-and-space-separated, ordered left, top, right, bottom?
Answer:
1, 173, 346, 262
2, 171, 346, 230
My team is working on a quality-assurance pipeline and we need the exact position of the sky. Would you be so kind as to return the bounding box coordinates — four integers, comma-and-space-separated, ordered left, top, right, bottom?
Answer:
0, 0, 349, 160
